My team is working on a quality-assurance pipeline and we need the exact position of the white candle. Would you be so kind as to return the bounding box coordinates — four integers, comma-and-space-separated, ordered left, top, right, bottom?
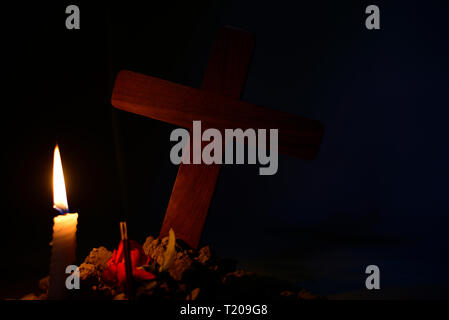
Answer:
48, 145, 78, 299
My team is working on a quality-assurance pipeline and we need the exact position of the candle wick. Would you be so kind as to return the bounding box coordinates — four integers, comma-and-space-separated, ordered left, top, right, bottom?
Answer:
53, 205, 69, 215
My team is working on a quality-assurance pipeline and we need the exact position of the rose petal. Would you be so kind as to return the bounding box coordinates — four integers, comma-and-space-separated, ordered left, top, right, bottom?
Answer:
133, 268, 156, 281
102, 239, 155, 288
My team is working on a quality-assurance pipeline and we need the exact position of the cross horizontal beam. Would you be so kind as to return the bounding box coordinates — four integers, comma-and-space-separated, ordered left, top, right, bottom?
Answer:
111, 70, 324, 160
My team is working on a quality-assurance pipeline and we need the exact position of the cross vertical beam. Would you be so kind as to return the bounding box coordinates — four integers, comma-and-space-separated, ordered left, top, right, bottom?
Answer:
159, 27, 255, 248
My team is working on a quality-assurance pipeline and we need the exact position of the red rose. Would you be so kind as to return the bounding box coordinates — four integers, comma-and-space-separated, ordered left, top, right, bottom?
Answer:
103, 240, 155, 289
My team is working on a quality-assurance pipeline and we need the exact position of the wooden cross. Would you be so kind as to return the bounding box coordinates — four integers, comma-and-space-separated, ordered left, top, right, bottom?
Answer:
111, 26, 324, 248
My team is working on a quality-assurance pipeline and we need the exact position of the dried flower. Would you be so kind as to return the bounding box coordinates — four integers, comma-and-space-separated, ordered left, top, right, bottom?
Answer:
103, 240, 155, 289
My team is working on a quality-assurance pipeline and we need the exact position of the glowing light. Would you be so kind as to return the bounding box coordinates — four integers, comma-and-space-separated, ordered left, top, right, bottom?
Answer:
52, 145, 69, 213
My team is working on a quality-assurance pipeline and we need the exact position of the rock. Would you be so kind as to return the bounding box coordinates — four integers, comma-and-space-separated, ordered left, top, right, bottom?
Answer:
195, 246, 211, 265
297, 289, 318, 300
143, 235, 199, 281
21, 293, 47, 300
161, 236, 169, 246
97, 284, 116, 297
143, 237, 165, 266
225, 269, 249, 281
79, 263, 98, 282
136, 280, 158, 298
113, 293, 127, 300
39, 276, 50, 293
77, 246, 113, 284
186, 288, 200, 301
83, 247, 112, 271
142, 236, 155, 255
169, 252, 192, 281
21, 293, 40, 300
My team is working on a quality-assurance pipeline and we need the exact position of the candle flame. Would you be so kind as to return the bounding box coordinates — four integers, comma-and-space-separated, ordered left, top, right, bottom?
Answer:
53, 144, 69, 213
